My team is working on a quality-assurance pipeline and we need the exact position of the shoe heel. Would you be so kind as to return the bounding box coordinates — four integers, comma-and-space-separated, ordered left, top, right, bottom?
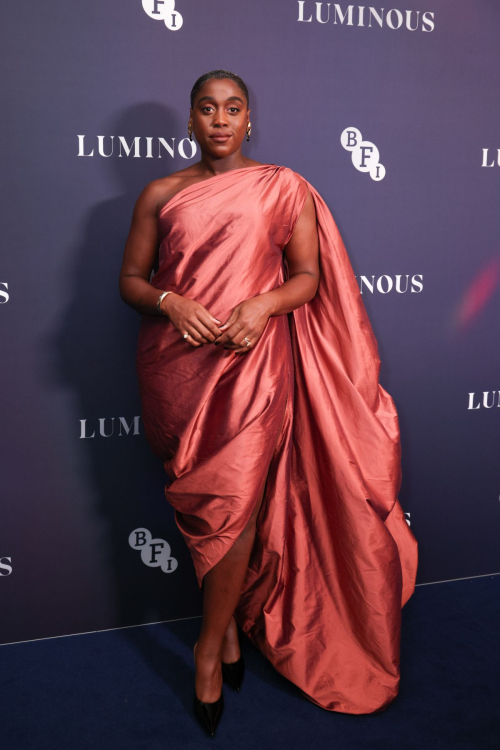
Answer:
221, 655, 245, 691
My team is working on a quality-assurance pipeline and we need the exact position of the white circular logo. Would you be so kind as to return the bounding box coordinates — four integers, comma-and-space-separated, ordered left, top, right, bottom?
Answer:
352, 140, 380, 173
340, 127, 385, 181
340, 127, 362, 152
142, 0, 183, 30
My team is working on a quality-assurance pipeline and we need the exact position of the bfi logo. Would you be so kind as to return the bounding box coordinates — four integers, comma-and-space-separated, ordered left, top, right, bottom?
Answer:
129, 528, 178, 573
142, 0, 183, 30
341, 127, 385, 181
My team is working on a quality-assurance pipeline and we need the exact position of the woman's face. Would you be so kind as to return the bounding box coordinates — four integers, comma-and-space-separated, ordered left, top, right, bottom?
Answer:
190, 78, 250, 157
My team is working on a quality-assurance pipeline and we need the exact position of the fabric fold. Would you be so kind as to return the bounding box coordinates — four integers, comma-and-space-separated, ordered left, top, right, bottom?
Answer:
136, 163, 418, 715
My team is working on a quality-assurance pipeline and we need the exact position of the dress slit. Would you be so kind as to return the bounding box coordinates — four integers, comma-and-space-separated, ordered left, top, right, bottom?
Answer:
200, 352, 292, 595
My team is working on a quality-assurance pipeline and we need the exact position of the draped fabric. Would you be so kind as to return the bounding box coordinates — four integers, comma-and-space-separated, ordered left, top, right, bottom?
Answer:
136, 163, 418, 714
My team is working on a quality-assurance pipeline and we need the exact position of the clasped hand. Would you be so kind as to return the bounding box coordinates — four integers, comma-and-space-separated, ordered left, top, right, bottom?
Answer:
163, 293, 271, 352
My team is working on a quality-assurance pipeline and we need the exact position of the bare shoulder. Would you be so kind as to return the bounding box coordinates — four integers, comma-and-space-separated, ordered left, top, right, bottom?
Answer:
136, 166, 197, 218
140, 160, 271, 217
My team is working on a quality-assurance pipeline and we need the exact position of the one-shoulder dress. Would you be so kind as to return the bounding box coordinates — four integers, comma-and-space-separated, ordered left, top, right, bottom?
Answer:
135, 163, 418, 714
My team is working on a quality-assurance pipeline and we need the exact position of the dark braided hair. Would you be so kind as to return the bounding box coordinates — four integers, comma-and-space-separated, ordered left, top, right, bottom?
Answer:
190, 69, 250, 109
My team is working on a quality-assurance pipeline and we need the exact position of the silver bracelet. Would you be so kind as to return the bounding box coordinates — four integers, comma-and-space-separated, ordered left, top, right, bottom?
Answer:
157, 290, 173, 314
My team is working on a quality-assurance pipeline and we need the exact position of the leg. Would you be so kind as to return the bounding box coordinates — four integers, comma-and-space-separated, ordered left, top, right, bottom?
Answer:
194, 476, 267, 702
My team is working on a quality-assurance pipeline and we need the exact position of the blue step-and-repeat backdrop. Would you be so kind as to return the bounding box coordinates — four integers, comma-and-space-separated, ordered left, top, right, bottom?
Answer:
1, 1, 499, 645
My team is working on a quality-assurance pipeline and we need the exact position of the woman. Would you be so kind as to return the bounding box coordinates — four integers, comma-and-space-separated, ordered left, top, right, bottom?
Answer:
119, 69, 418, 737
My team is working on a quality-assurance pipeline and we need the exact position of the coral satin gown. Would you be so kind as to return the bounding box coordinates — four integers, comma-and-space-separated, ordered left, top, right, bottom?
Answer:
136, 163, 418, 714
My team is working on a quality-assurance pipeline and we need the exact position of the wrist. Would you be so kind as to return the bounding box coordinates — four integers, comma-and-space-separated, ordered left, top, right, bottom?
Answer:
158, 290, 177, 316
259, 290, 277, 317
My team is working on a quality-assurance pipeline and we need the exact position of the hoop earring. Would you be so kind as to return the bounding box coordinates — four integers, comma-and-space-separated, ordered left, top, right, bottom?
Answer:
188, 123, 193, 142
246, 121, 252, 142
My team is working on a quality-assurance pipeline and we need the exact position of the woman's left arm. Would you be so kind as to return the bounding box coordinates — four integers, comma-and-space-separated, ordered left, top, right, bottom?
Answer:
216, 188, 319, 349
259, 187, 320, 316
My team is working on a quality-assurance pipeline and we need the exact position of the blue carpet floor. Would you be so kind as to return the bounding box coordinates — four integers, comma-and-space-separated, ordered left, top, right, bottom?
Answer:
1, 575, 499, 750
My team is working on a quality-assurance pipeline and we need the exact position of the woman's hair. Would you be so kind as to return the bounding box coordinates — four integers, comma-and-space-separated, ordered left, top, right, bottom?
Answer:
190, 69, 250, 109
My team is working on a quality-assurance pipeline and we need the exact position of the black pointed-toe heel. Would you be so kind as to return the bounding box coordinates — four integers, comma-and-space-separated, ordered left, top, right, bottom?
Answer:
193, 689, 224, 737
221, 655, 245, 691
193, 641, 224, 737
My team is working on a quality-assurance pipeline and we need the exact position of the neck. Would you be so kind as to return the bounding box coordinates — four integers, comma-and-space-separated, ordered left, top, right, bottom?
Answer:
198, 152, 252, 176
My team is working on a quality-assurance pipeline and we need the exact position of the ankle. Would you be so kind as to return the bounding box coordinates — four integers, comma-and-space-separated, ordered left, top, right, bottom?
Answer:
195, 640, 222, 662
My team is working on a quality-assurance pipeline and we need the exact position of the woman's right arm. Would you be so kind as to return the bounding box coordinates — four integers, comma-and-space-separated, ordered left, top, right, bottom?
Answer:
118, 183, 222, 345
118, 183, 178, 317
